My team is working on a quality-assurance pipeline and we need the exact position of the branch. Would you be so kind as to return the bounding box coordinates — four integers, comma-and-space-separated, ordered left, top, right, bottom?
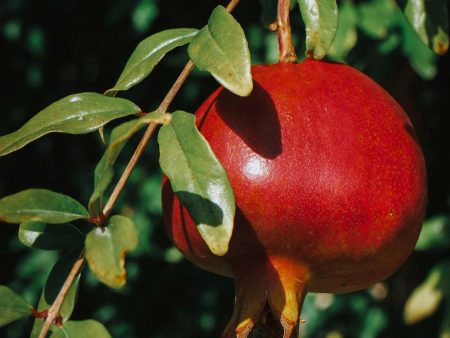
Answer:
38, 250, 85, 338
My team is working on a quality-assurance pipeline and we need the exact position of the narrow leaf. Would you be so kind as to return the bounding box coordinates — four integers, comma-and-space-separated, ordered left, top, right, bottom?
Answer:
105, 28, 198, 95
158, 111, 235, 256
85, 215, 138, 288
0, 286, 33, 327
0, 189, 89, 224
0, 93, 141, 156
298, 0, 339, 59
404, 0, 449, 55
30, 248, 82, 336
328, 1, 358, 60
188, 5, 253, 97
50, 320, 111, 338
19, 222, 85, 250
88, 112, 170, 215
404, 260, 450, 324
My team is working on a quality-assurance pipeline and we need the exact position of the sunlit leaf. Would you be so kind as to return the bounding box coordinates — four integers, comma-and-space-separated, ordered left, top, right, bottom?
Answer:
30, 248, 82, 336
85, 215, 138, 288
0, 93, 141, 156
18, 222, 85, 250
404, 0, 449, 55
188, 5, 252, 97
328, 0, 357, 60
88, 112, 170, 215
404, 260, 450, 324
298, 0, 339, 59
0, 286, 33, 327
158, 111, 235, 256
106, 28, 198, 95
50, 320, 111, 338
0, 189, 89, 224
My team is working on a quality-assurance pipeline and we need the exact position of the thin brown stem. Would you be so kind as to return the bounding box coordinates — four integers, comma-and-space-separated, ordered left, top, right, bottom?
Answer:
277, 0, 297, 63
37, 2, 241, 338
38, 250, 85, 338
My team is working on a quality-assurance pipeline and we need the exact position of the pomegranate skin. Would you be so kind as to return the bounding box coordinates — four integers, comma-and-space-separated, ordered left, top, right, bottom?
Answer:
162, 59, 427, 336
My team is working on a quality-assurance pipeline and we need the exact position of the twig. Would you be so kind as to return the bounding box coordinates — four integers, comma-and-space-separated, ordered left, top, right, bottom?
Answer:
38, 250, 85, 338
36, 1, 241, 337
277, 0, 297, 63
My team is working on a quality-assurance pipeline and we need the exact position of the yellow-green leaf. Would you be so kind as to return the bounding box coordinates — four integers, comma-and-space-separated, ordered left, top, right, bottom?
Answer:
106, 28, 198, 95
188, 6, 253, 97
0, 93, 141, 156
0, 189, 89, 224
298, 0, 339, 59
50, 320, 111, 338
85, 215, 138, 288
158, 111, 235, 256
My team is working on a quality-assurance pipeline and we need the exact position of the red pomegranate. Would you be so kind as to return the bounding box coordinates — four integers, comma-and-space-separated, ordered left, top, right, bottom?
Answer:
162, 59, 427, 337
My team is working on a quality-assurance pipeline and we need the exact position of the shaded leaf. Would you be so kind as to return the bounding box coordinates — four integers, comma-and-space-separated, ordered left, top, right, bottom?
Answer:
19, 222, 85, 250
0, 189, 89, 224
158, 111, 235, 256
30, 248, 82, 336
328, 0, 357, 60
188, 5, 252, 97
298, 0, 339, 59
0, 93, 141, 156
88, 112, 170, 215
404, 0, 449, 55
50, 320, 111, 338
85, 215, 138, 288
357, 0, 397, 39
106, 28, 198, 95
0, 286, 33, 327
404, 260, 450, 324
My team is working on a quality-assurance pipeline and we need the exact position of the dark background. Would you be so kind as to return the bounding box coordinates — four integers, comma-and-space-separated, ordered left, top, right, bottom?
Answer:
0, 0, 449, 337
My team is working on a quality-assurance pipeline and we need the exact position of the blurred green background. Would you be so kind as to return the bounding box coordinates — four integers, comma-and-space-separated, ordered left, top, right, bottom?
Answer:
0, 0, 449, 337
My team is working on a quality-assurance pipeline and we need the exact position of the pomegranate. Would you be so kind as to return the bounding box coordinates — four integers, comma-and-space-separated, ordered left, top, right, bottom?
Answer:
162, 59, 427, 337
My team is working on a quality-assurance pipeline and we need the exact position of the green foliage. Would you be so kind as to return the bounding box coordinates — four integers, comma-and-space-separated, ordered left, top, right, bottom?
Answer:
0, 286, 33, 327
50, 320, 111, 338
89, 112, 171, 215
0, 190, 88, 224
85, 216, 138, 289
0, 93, 141, 156
158, 111, 235, 256
105, 29, 198, 96
298, 0, 339, 59
416, 214, 450, 251
31, 248, 82, 336
188, 6, 253, 97
404, 0, 449, 55
18, 222, 85, 251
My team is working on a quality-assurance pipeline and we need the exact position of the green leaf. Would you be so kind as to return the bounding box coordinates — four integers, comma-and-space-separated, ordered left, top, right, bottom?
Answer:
416, 215, 450, 251
31, 248, 82, 337
85, 215, 138, 288
18, 222, 85, 250
404, 260, 450, 324
105, 28, 198, 95
400, 12, 438, 79
50, 320, 111, 338
0, 286, 33, 327
0, 189, 89, 224
357, 0, 397, 39
0, 93, 141, 156
404, 0, 449, 55
188, 5, 253, 97
158, 111, 235, 256
88, 112, 170, 215
298, 0, 339, 59
328, 0, 357, 61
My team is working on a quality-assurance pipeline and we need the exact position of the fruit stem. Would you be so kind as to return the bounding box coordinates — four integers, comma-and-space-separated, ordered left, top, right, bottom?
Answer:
277, 0, 297, 63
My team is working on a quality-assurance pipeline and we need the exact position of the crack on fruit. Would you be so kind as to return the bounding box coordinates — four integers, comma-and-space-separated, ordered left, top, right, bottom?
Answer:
389, 208, 395, 218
